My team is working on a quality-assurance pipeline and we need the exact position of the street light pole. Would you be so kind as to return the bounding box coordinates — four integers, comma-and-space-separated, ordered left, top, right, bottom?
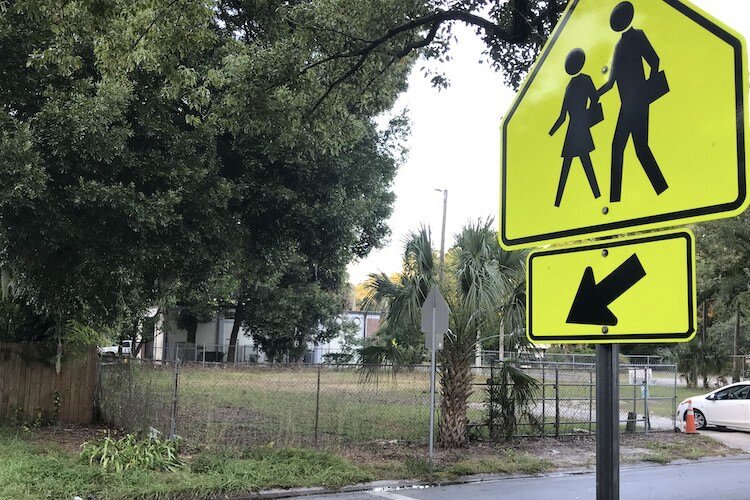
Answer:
435, 189, 448, 283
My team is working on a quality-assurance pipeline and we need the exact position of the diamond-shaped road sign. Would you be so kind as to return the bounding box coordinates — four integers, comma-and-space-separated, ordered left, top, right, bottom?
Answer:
421, 285, 450, 351
500, 0, 748, 250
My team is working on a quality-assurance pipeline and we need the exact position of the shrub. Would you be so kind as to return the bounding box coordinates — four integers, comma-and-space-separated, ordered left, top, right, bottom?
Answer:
80, 433, 183, 472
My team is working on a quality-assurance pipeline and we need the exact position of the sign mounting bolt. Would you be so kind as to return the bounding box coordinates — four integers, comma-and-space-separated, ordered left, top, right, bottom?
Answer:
602, 326, 609, 334
602, 207, 609, 215
602, 249, 609, 257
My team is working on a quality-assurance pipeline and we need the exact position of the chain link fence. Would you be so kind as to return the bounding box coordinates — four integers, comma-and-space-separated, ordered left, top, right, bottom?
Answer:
466, 361, 678, 438
97, 359, 677, 450
98, 360, 431, 449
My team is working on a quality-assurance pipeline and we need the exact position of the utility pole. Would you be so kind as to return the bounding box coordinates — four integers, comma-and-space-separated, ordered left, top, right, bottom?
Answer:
435, 189, 448, 283
734, 301, 741, 383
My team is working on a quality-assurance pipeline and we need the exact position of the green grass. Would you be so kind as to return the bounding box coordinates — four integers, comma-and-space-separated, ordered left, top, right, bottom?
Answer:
437, 450, 555, 480
100, 364, 434, 449
0, 426, 558, 500
0, 428, 373, 500
639, 434, 741, 464
99, 363, 705, 449
0, 425, 738, 499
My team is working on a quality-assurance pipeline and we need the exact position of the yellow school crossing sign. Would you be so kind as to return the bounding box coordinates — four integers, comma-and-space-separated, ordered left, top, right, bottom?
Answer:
526, 230, 696, 344
500, 0, 749, 249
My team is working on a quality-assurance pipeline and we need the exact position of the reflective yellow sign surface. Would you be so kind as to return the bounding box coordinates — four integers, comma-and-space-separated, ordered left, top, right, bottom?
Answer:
526, 230, 696, 344
500, 0, 749, 249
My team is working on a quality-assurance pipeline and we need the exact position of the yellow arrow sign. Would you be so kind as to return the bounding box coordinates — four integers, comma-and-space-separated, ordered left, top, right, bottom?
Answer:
526, 229, 696, 344
500, 0, 749, 249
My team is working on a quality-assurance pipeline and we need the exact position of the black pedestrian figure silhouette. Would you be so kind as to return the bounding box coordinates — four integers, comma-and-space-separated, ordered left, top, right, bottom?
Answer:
549, 48, 603, 208
599, 1, 670, 203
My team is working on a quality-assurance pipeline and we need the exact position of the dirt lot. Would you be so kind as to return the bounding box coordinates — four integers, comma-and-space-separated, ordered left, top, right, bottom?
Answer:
337, 430, 740, 475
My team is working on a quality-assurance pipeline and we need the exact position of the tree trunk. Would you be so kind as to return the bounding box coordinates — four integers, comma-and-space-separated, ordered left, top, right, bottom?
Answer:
186, 315, 197, 344
438, 337, 474, 448
131, 317, 142, 357
227, 300, 245, 363
498, 322, 504, 361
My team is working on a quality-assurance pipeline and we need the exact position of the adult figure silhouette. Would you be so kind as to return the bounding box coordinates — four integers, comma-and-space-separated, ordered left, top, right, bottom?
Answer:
550, 48, 602, 208
599, 1, 669, 203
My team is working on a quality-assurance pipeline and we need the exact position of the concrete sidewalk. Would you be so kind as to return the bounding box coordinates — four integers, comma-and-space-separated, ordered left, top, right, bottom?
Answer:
700, 427, 750, 453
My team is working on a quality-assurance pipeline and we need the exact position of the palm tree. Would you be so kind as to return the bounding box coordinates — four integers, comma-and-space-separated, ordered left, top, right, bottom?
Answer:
360, 227, 435, 369
363, 220, 527, 447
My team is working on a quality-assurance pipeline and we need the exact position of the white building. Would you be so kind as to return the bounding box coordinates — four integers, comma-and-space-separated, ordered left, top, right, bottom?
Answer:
307, 310, 382, 363
139, 308, 381, 364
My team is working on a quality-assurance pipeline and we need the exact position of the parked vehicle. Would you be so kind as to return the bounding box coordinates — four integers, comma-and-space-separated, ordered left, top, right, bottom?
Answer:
98, 340, 132, 357
677, 381, 750, 430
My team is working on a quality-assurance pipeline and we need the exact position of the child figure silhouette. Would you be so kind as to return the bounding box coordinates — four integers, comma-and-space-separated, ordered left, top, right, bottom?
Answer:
549, 48, 603, 208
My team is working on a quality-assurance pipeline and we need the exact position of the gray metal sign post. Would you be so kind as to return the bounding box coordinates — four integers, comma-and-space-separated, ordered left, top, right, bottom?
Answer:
421, 285, 449, 462
429, 306, 437, 462
596, 344, 620, 500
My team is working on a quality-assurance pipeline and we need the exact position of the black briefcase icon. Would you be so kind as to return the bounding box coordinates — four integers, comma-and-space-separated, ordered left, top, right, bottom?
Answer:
588, 101, 604, 127
644, 70, 669, 103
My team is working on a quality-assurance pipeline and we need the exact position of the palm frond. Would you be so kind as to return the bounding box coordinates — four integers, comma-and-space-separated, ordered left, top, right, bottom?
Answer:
364, 228, 437, 336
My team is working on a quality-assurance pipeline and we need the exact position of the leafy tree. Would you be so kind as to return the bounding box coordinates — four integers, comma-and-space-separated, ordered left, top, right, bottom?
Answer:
0, 0, 409, 354
696, 215, 750, 309
0, 0, 234, 337
679, 216, 750, 382
664, 321, 732, 389
0, 0, 565, 355
655, 215, 750, 385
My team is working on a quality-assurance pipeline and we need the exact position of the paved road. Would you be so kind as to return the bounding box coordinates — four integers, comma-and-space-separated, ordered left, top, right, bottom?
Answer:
301, 458, 750, 500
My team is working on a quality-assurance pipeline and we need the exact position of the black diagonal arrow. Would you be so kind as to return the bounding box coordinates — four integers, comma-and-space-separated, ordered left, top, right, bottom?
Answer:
566, 254, 647, 326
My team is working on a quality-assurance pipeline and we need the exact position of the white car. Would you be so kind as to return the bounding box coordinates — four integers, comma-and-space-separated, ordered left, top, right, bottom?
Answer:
677, 381, 750, 431
98, 340, 132, 357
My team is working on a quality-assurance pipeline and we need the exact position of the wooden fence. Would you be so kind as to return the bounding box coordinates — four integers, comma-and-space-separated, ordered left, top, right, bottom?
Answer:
0, 343, 97, 424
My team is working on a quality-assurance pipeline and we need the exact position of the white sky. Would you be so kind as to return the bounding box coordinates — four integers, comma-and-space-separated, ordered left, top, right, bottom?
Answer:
347, 0, 750, 284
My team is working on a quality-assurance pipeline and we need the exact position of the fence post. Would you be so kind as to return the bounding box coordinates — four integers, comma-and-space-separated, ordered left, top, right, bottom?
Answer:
588, 368, 593, 435
489, 360, 495, 440
314, 364, 321, 447
643, 359, 650, 432
633, 366, 637, 418
202, 343, 206, 367
555, 367, 560, 438
93, 357, 102, 422
541, 364, 546, 437
169, 357, 180, 439
673, 364, 678, 430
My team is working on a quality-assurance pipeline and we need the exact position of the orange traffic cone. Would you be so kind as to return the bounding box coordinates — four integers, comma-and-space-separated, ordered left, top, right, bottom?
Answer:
685, 399, 698, 434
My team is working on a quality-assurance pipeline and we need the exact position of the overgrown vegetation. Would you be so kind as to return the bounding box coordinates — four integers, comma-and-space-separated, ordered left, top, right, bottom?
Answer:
486, 362, 541, 440
0, 428, 372, 500
80, 433, 183, 473
0, 425, 740, 500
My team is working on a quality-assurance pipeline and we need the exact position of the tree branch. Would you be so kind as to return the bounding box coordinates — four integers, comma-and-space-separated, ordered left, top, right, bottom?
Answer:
129, 0, 183, 52
395, 22, 440, 59
302, 6, 555, 112
310, 52, 371, 113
